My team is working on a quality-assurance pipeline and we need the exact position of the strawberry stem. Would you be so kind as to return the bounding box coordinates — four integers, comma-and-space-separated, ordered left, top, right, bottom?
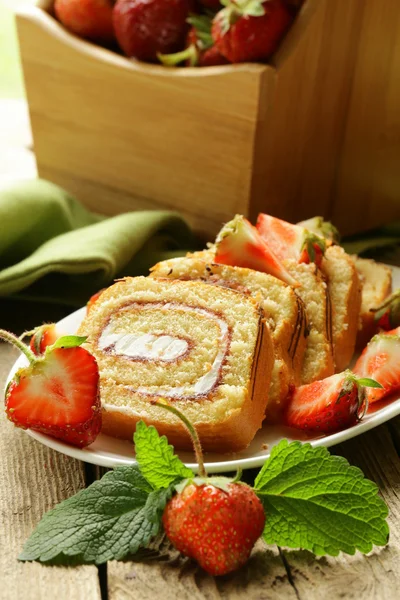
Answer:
0, 329, 36, 364
155, 400, 206, 477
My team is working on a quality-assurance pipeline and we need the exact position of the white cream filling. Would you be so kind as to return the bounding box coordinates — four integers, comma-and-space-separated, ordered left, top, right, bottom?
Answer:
99, 303, 230, 400
99, 327, 189, 361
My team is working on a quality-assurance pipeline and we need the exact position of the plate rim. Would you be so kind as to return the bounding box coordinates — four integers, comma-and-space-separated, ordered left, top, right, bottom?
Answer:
5, 264, 400, 473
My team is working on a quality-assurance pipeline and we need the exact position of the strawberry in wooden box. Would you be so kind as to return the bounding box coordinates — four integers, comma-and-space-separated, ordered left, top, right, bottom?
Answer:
16, 1, 319, 236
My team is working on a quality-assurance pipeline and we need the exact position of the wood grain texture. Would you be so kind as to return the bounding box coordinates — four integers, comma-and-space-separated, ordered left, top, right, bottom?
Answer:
333, 0, 400, 232
281, 420, 400, 600
0, 342, 101, 600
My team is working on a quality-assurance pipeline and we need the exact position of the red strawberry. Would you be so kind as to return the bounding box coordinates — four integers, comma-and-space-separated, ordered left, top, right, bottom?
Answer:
370, 289, 400, 331
214, 214, 299, 287
158, 13, 229, 67
285, 370, 382, 434
113, 0, 191, 62
163, 481, 265, 576
54, 0, 115, 44
155, 400, 265, 576
86, 288, 106, 314
353, 331, 400, 403
29, 324, 60, 356
256, 213, 327, 268
212, 0, 293, 63
1, 330, 101, 448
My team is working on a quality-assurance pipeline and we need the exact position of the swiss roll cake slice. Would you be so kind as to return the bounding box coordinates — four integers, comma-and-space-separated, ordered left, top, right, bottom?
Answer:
321, 246, 362, 371
284, 260, 335, 384
78, 277, 274, 452
150, 257, 308, 422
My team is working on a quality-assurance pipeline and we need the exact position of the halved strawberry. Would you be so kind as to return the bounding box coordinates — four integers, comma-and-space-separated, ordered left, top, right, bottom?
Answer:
214, 214, 299, 286
297, 216, 340, 243
285, 370, 381, 434
28, 324, 60, 356
1, 330, 101, 448
256, 213, 327, 268
370, 289, 400, 331
353, 331, 400, 403
86, 288, 106, 314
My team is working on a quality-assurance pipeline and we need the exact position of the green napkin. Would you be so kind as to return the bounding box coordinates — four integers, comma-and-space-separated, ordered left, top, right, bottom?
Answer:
0, 180, 197, 307
342, 222, 400, 261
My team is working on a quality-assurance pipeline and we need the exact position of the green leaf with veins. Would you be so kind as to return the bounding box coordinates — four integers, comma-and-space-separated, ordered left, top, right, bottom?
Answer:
254, 440, 389, 556
19, 466, 172, 565
48, 335, 87, 350
134, 421, 194, 489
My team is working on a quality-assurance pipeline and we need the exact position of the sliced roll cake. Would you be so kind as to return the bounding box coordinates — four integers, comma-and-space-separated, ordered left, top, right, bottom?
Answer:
150, 257, 308, 421
320, 246, 362, 370
78, 277, 274, 452
284, 260, 335, 384
352, 256, 392, 348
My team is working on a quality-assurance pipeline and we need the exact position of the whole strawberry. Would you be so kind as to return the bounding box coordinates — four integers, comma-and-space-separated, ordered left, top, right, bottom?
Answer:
1, 329, 101, 448
28, 323, 61, 356
113, 0, 191, 61
163, 480, 265, 575
157, 402, 265, 576
158, 13, 229, 67
54, 0, 115, 44
212, 0, 293, 63
371, 289, 400, 331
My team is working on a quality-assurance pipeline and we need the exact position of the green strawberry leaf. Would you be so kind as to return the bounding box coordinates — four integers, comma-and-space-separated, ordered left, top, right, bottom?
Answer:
355, 377, 384, 388
254, 440, 389, 556
134, 421, 194, 489
49, 335, 87, 350
19, 466, 170, 565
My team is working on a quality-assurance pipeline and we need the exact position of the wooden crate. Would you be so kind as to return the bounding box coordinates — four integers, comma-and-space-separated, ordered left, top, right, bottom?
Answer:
16, 1, 400, 237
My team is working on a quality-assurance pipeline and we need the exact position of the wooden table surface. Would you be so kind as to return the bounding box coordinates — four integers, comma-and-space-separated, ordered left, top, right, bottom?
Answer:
1, 100, 400, 600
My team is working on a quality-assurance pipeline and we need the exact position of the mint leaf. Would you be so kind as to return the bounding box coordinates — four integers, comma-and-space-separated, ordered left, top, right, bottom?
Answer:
19, 466, 169, 565
254, 440, 389, 556
134, 421, 193, 489
49, 335, 87, 350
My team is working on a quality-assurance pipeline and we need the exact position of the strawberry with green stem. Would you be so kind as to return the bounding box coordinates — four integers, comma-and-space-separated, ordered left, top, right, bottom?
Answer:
285, 370, 382, 434
159, 13, 229, 67
353, 330, 400, 403
212, 0, 293, 63
156, 400, 265, 576
256, 213, 330, 268
214, 214, 299, 286
19, 323, 61, 356
370, 289, 400, 331
1, 329, 101, 448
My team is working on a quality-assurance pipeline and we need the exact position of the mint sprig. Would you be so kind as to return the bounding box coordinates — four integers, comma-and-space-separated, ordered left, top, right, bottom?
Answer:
20, 425, 389, 565
134, 421, 193, 489
254, 440, 389, 556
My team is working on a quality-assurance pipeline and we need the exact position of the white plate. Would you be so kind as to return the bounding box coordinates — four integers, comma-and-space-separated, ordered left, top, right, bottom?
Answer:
5, 266, 400, 473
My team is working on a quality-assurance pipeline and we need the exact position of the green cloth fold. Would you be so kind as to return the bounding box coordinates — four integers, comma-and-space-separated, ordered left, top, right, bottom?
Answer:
342, 222, 400, 258
0, 180, 197, 307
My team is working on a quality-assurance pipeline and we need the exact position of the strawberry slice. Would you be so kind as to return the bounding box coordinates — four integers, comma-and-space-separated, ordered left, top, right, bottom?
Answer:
285, 370, 381, 434
353, 331, 400, 403
214, 214, 299, 286
370, 289, 400, 331
28, 324, 61, 356
256, 213, 327, 268
2, 330, 101, 448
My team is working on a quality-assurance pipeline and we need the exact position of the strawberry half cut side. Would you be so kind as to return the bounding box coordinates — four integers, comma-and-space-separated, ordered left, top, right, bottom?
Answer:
214, 215, 299, 286
285, 370, 382, 434
353, 332, 400, 403
1, 330, 102, 449
256, 213, 327, 268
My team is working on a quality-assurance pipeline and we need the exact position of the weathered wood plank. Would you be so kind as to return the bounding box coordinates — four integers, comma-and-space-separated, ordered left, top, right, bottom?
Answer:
0, 342, 101, 600
108, 540, 298, 600
281, 420, 400, 600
